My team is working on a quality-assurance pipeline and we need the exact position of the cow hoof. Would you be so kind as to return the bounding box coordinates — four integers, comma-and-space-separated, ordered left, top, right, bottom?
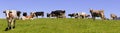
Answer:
13, 26, 15, 29
9, 27, 11, 29
4, 28, 9, 31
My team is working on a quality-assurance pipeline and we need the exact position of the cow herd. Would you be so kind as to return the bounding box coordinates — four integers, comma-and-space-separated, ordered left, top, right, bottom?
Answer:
2, 9, 120, 31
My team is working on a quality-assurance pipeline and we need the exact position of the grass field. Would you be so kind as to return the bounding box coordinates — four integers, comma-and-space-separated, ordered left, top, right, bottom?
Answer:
0, 18, 120, 33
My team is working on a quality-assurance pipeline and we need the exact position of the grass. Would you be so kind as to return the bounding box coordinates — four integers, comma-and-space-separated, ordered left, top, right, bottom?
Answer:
0, 18, 120, 33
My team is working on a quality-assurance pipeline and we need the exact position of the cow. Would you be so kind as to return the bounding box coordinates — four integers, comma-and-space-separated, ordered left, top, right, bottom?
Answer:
34, 12, 44, 18
90, 9, 105, 20
110, 14, 117, 20
68, 12, 90, 19
76, 12, 90, 19
22, 12, 36, 20
50, 10, 66, 18
3, 10, 18, 31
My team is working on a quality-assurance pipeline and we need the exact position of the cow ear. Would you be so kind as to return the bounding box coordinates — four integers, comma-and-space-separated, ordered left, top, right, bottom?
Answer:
3, 11, 6, 13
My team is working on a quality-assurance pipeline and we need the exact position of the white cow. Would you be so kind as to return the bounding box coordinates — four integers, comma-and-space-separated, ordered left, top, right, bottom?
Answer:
3, 10, 18, 31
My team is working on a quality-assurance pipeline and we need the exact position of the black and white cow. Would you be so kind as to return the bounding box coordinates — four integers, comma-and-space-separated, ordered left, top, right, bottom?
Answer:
48, 10, 66, 18
34, 12, 44, 18
3, 10, 18, 31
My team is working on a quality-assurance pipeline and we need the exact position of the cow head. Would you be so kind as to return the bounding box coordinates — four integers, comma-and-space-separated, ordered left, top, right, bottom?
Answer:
3, 10, 12, 18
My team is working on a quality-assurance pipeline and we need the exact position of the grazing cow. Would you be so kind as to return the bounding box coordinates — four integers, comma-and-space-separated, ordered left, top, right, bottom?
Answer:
90, 9, 105, 20
50, 10, 66, 18
3, 10, 18, 31
22, 12, 36, 20
110, 14, 117, 20
34, 12, 44, 18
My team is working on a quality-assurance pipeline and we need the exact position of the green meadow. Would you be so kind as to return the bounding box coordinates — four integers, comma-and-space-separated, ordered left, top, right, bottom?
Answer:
0, 18, 120, 33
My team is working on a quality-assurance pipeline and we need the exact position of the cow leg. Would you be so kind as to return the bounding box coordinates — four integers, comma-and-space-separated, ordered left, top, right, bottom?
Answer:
83, 16, 85, 19
12, 19, 16, 29
36, 16, 38, 18
101, 16, 105, 20
82, 16, 84, 19
100, 13, 105, 20
5, 19, 12, 31
92, 16, 95, 20
5, 22, 11, 31
18, 16, 20, 19
42, 15, 44, 18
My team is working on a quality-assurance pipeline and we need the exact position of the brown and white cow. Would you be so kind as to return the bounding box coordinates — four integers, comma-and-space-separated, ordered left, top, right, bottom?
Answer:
22, 12, 36, 20
3, 10, 18, 31
90, 9, 105, 20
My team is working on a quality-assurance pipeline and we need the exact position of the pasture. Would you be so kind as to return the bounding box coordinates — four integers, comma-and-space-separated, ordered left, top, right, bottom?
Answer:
0, 18, 120, 33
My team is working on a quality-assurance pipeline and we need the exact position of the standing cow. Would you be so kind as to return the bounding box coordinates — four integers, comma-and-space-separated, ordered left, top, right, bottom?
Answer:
90, 9, 105, 20
3, 10, 18, 31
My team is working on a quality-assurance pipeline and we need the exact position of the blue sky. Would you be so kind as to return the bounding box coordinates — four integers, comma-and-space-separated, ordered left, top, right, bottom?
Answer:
0, 0, 120, 18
